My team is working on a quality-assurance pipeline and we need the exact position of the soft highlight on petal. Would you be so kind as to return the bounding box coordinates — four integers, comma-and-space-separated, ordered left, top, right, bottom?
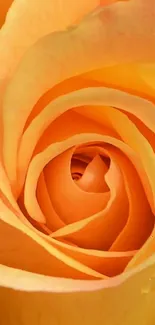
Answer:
2, 0, 155, 192
0, 0, 155, 315
0, 0, 100, 78
1, 253, 155, 324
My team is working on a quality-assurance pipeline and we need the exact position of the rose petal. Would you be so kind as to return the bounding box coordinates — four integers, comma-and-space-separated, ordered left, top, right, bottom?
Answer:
2, 0, 155, 190
71, 158, 87, 181
0, 218, 91, 279
77, 154, 108, 192
0, 199, 107, 279
51, 148, 128, 250
1, 253, 155, 324
36, 172, 65, 230
0, 0, 154, 302
17, 182, 133, 277
48, 238, 133, 277
3, 174, 133, 278
0, 0, 13, 28
0, 0, 99, 77
35, 109, 115, 153
83, 63, 155, 99
100, 0, 120, 4
109, 148, 154, 251
24, 133, 138, 249
126, 230, 155, 271
17, 88, 120, 194
19, 87, 155, 219
52, 143, 153, 252
17, 87, 155, 194
138, 64, 155, 91
44, 148, 109, 224
75, 99, 155, 212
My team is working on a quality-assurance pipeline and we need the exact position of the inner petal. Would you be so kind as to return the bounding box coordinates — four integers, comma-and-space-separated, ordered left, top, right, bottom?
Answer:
44, 148, 110, 224
23, 132, 148, 235
109, 147, 154, 251
71, 158, 87, 181
36, 172, 65, 231
77, 154, 109, 193
75, 104, 155, 213
51, 146, 129, 250
47, 237, 135, 277
17, 101, 117, 194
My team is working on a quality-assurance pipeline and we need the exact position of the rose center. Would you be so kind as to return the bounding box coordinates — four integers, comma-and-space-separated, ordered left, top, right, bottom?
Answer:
71, 149, 110, 193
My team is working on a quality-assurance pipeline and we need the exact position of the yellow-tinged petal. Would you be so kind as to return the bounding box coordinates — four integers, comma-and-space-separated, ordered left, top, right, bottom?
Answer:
19, 88, 155, 218
0, 0, 100, 77
1, 253, 155, 324
0, 2, 155, 322
50, 147, 128, 251
0, 218, 90, 279
24, 132, 152, 244
83, 63, 155, 100
77, 105, 155, 212
138, 64, 155, 91
37, 172, 65, 230
0, 198, 108, 279
2, 0, 155, 189
18, 87, 155, 193
44, 148, 109, 224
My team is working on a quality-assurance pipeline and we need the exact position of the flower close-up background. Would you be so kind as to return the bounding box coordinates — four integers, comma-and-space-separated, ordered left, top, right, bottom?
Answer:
0, 0, 155, 324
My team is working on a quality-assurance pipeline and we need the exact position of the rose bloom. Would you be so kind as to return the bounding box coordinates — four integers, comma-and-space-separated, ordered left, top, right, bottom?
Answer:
0, 0, 155, 324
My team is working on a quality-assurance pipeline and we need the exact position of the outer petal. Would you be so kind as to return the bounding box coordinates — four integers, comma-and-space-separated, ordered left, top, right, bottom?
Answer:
1, 254, 155, 324
0, 0, 100, 78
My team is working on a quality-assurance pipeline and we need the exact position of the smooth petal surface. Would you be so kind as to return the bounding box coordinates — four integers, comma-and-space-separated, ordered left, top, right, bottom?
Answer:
0, 0, 100, 77
83, 63, 155, 100
0, 199, 107, 279
138, 64, 155, 91
0, 0, 13, 28
51, 146, 129, 251
44, 148, 109, 224
36, 172, 65, 231
77, 154, 108, 192
0, 218, 89, 279
0, 2, 155, 324
1, 253, 155, 324
24, 131, 153, 251
2, 0, 155, 190
17, 86, 155, 196
109, 149, 154, 251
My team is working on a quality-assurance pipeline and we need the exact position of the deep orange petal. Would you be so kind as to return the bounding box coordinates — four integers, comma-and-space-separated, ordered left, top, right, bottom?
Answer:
0, 0, 13, 28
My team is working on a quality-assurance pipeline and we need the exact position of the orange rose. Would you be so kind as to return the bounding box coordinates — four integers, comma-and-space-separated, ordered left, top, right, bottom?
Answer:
0, 0, 155, 324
